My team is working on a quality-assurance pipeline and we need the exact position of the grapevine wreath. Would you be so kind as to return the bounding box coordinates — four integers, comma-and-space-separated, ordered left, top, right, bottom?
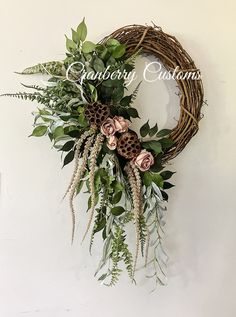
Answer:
3, 19, 204, 287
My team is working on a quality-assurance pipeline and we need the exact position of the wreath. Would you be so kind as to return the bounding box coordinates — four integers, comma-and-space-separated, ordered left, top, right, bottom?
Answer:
3, 19, 204, 288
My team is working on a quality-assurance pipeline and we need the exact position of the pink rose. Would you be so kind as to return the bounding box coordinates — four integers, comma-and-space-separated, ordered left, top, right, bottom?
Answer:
113, 116, 130, 133
134, 150, 154, 172
107, 135, 117, 150
101, 117, 116, 136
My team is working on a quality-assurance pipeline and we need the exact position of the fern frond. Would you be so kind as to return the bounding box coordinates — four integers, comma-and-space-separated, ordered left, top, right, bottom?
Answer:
0, 91, 51, 105
130, 81, 142, 105
108, 226, 134, 286
20, 83, 45, 91
121, 241, 134, 281
109, 267, 122, 286
0, 91, 41, 101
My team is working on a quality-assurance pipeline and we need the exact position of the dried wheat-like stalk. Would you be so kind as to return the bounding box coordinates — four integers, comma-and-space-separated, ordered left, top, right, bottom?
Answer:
63, 129, 93, 200
68, 134, 95, 243
130, 162, 143, 214
82, 133, 105, 241
125, 162, 141, 278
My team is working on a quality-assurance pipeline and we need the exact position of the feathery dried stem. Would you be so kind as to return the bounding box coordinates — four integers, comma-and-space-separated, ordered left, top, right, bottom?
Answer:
68, 134, 95, 243
82, 133, 105, 241
130, 162, 143, 213
63, 129, 93, 200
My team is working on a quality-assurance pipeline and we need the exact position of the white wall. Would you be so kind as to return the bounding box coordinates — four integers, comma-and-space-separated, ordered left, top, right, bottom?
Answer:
0, 0, 235, 316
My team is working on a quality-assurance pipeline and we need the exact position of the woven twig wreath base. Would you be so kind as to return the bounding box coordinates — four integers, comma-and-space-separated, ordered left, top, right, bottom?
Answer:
101, 24, 204, 163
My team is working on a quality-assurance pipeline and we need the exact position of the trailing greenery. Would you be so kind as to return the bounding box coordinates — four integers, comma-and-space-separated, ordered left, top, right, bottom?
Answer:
2, 18, 175, 289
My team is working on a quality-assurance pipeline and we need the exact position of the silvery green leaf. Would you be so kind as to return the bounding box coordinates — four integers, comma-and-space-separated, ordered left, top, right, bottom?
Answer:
40, 80, 58, 87
152, 183, 163, 200
106, 215, 114, 236
154, 244, 168, 268
145, 186, 152, 199
98, 273, 107, 282
95, 234, 112, 275
75, 83, 87, 103
67, 98, 81, 107
41, 115, 58, 121
67, 118, 81, 124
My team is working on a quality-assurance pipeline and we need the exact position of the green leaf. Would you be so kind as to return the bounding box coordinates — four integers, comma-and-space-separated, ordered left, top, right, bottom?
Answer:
150, 156, 164, 173
93, 57, 105, 72
31, 125, 47, 137
112, 191, 122, 204
71, 28, 80, 43
152, 173, 164, 188
87, 194, 99, 210
106, 55, 116, 66
142, 172, 153, 186
159, 138, 175, 149
95, 44, 108, 59
111, 206, 125, 216
149, 123, 158, 137
163, 182, 175, 190
94, 217, 106, 233
160, 170, 175, 180
112, 44, 126, 58
82, 41, 96, 53
76, 180, 84, 194
112, 85, 124, 103
94, 168, 106, 191
98, 273, 108, 281
161, 190, 169, 201
61, 140, 75, 152
65, 35, 76, 52
77, 18, 87, 42
63, 150, 75, 167
143, 171, 163, 188
120, 95, 132, 107
102, 79, 115, 88
142, 140, 162, 154
87, 83, 98, 102
156, 129, 172, 138
53, 126, 64, 139
111, 181, 124, 192
140, 120, 150, 137
78, 114, 88, 128
67, 129, 80, 138
106, 38, 120, 47
117, 107, 130, 119
127, 107, 139, 118
102, 227, 107, 240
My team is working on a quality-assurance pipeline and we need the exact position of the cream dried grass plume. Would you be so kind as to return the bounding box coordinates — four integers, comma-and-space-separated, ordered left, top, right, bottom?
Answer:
63, 129, 93, 200
130, 161, 143, 214
82, 133, 105, 242
67, 134, 95, 243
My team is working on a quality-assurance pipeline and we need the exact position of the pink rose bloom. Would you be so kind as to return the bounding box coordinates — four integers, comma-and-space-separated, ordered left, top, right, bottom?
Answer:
107, 135, 117, 150
113, 116, 130, 133
101, 117, 116, 136
134, 150, 154, 172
